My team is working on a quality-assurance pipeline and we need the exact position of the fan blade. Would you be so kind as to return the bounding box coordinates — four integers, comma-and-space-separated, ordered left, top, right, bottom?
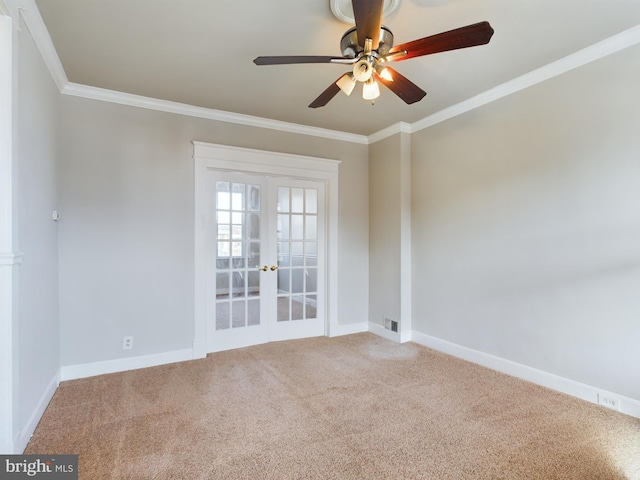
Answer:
389, 21, 494, 61
309, 77, 343, 108
375, 68, 426, 105
254, 56, 345, 65
352, 0, 384, 50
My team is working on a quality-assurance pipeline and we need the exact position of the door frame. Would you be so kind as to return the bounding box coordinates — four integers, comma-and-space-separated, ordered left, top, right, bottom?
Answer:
193, 141, 340, 357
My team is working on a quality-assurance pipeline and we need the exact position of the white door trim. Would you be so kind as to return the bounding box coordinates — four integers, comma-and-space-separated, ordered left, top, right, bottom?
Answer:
0, 6, 17, 454
193, 142, 340, 358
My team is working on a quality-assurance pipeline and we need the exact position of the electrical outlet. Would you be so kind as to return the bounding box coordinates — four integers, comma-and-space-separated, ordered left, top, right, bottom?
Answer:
123, 336, 133, 350
597, 393, 619, 411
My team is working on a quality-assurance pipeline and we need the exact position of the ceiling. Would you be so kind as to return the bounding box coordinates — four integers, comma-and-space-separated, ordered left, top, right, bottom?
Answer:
34, 0, 640, 136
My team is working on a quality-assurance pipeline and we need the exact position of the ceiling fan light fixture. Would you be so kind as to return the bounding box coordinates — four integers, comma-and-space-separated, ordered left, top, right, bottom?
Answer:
336, 73, 357, 96
362, 78, 380, 100
353, 58, 373, 82
254, 0, 494, 109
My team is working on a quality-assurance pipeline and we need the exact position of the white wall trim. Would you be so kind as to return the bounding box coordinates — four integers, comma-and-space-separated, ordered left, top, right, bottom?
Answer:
18, 0, 640, 145
14, 0, 67, 91
60, 348, 196, 382
0, 252, 23, 266
192, 146, 208, 360
15, 372, 58, 453
0, 9, 13, 253
61, 22, 640, 145
369, 321, 402, 343
0, 267, 15, 454
193, 141, 341, 178
412, 331, 640, 420
328, 321, 368, 337
58, 21, 640, 146
0, 8, 16, 455
19, 0, 367, 144
398, 132, 412, 342
368, 122, 411, 145
63, 83, 368, 145
409, 24, 640, 134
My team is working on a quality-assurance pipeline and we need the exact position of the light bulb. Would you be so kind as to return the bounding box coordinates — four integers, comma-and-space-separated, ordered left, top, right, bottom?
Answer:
362, 78, 380, 100
336, 73, 356, 96
377, 67, 393, 81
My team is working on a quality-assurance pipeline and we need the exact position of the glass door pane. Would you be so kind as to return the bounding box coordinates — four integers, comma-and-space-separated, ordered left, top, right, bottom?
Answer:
215, 180, 262, 331
208, 171, 325, 352
276, 185, 319, 323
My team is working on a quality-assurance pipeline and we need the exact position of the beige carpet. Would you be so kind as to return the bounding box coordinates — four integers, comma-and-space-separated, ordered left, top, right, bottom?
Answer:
26, 333, 640, 479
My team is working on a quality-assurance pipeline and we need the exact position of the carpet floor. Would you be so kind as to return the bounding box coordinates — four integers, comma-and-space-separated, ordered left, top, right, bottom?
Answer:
25, 333, 640, 479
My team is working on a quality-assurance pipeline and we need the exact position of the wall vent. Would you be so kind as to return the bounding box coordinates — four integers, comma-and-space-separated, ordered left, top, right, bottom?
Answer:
384, 317, 399, 333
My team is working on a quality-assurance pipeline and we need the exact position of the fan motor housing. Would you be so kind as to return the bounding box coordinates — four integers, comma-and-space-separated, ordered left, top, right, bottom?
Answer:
340, 26, 394, 58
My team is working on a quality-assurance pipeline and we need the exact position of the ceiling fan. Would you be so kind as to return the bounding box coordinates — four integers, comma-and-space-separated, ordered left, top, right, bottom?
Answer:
253, 0, 494, 108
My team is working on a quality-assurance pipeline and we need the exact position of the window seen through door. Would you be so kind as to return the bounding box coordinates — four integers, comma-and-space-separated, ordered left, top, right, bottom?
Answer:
277, 187, 319, 322
215, 181, 261, 330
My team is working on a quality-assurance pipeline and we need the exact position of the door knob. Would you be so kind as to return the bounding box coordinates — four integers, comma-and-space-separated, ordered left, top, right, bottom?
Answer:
270, 265, 279, 271
258, 265, 268, 272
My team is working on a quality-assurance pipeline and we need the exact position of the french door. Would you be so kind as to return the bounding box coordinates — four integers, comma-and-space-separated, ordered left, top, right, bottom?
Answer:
207, 171, 325, 352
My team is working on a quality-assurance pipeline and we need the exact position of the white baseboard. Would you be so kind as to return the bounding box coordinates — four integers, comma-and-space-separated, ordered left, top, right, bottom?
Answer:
411, 331, 640, 420
329, 321, 368, 337
368, 323, 411, 343
17, 372, 59, 453
368, 322, 402, 342
191, 339, 208, 360
60, 348, 196, 382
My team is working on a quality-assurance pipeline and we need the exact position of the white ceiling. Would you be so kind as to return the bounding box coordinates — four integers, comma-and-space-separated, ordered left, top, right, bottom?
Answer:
34, 0, 640, 136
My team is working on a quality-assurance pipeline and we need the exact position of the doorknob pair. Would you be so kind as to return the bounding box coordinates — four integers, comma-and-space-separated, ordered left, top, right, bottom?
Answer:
258, 265, 278, 271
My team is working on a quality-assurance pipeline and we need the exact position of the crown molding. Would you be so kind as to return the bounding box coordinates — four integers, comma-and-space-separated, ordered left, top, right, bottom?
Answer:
19, 0, 367, 145
368, 121, 412, 144
62, 83, 368, 144
0, 1, 12, 17
16, 0, 67, 91
19, 0, 640, 146
410, 24, 640, 134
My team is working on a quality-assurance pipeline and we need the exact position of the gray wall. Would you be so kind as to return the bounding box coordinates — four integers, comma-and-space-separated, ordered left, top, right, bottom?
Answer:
369, 134, 402, 327
369, 132, 412, 336
16, 14, 60, 441
58, 96, 369, 366
12, 4, 640, 444
410, 44, 640, 399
